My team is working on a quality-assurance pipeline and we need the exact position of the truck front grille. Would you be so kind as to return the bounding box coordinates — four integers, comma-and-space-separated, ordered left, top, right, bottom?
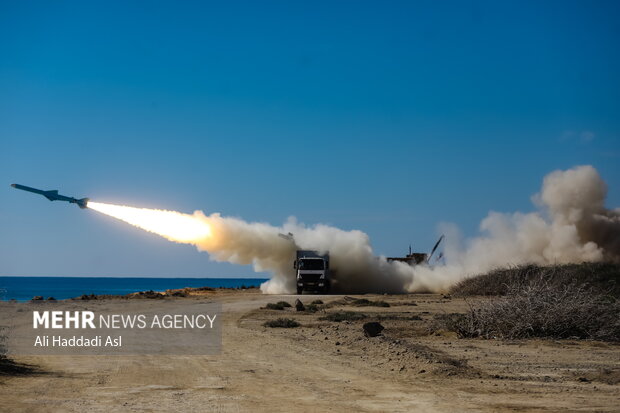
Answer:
300, 274, 321, 282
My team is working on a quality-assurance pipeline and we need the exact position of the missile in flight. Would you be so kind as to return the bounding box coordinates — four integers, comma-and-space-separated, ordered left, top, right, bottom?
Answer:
10, 184, 89, 209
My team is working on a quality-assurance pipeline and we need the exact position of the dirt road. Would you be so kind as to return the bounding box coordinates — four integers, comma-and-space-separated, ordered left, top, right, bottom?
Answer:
1, 291, 618, 412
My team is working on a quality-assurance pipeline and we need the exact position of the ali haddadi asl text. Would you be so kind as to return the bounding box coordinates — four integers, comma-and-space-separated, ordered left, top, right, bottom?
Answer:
34, 335, 121, 347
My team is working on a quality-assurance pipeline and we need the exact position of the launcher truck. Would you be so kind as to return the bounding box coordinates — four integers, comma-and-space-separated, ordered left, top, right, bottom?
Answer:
294, 250, 330, 294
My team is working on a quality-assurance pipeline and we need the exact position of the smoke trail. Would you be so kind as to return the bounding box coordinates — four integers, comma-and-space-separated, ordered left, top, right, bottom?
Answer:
88, 165, 619, 294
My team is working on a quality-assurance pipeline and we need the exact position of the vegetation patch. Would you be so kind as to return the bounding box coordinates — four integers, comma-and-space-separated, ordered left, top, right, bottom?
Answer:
304, 304, 319, 313
264, 301, 292, 310
0, 356, 41, 376
445, 281, 620, 341
350, 298, 390, 307
451, 263, 620, 298
263, 318, 300, 328
571, 368, 620, 385
375, 314, 423, 321
320, 311, 368, 322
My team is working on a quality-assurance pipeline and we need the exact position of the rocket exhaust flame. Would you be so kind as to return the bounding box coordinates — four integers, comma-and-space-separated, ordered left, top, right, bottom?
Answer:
87, 202, 212, 244
86, 165, 620, 294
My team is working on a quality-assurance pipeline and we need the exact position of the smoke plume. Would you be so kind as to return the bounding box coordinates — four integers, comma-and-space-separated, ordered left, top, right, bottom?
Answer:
89, 165, 619, 293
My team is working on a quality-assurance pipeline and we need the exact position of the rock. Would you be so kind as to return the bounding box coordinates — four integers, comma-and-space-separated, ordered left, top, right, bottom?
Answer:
295, 299, 305, 312
138, 290, 163, 299
363, 322, 384, 337
47, 297, 56, 301
80, 293, 97, 300
31, 296, 44, 301
194, 286, 215, 291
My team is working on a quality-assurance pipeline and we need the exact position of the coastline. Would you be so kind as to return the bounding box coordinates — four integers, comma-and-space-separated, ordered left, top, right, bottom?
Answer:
0, 276, 268, 302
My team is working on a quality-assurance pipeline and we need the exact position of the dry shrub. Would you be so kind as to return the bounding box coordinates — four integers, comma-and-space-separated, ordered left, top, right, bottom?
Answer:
0, 329, 40, 377
319, 311, 367, 322
572, 368, 620, 385
350, 298, 390, 307
451, 263, 620, 297
304, 304, 319, 313
263, 318, 300, 328
375, 314, 422, 321
0, 356, 42, 376
452, 280, 620, 341
264, 301, 291, 310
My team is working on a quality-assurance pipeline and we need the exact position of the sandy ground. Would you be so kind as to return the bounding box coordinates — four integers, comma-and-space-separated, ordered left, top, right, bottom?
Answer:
1, 290, 619, 412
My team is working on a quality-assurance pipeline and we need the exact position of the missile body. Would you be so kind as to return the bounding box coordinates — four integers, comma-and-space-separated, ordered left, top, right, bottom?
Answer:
11, 184, 89, 209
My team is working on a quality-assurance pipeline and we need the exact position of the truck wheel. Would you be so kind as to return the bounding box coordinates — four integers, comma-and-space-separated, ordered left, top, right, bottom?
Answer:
296, 286, 303, 295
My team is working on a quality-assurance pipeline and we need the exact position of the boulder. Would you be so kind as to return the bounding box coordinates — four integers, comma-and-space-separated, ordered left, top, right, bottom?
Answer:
363, 322, 384, 337
295, 299, 305, 312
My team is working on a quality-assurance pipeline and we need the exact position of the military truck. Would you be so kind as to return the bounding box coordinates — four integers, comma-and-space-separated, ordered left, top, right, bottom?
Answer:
294, 250, 330, 294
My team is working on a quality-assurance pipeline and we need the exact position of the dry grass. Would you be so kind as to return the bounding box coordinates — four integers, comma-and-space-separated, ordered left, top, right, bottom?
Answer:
264, 301, 292, 310
0, 356, 42, 376
450, 281, 620, 341
276, 301, 292, 307
319, 311, 367, 322
349, 298, 390, 308
263, 318, 300, 328
442, 263, 620, 341
451, 262, 620, 297
304, 304, 320, 313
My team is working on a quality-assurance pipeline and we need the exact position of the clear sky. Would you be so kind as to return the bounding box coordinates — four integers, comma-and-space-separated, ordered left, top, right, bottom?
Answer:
1, 1, 618, 277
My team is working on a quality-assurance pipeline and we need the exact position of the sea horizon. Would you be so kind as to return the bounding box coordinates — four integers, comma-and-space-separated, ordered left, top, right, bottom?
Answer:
0, 276, 269, 302
0, 274, 267, 278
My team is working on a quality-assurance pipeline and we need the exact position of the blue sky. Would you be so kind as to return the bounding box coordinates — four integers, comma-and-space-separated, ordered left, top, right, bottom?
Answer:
1, 1, 618, 277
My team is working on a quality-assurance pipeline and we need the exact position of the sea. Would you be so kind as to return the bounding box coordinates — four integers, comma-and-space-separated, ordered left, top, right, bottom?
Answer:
0, 277, 268, 302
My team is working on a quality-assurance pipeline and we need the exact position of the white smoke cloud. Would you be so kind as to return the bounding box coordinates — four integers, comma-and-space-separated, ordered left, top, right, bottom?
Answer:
187, 165, 618, 294
91, 165, 619, 294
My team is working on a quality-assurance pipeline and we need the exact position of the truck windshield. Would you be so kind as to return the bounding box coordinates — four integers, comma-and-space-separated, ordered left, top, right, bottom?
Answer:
299, 259, 324, 270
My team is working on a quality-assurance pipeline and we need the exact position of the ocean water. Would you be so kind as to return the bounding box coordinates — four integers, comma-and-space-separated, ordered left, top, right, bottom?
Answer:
0, 277, 268, 302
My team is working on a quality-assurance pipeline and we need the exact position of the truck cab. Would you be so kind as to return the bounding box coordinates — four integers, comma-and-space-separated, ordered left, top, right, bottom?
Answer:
294, 250, 330, 294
